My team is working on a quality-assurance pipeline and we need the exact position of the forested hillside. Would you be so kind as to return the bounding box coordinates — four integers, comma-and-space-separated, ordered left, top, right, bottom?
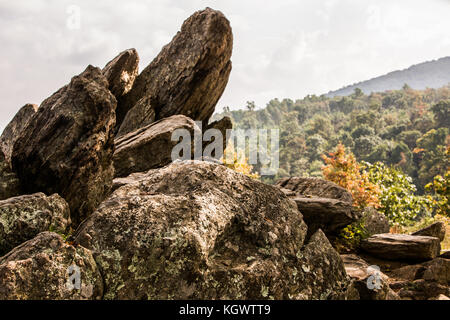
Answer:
327, 57, 450, 97
214, 85, 450, 193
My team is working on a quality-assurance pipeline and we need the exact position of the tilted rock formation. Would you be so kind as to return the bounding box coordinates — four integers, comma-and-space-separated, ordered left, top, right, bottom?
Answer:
0, 232, 103, 299
74, 161, 354, 299
361, 234, 441, 261
203, 116, 232, 160
113, 115, 201, 178
412, 222, 446, 242
0, 103, 38, 164
116, 8, 233, 135
0, 193, 70, 256
341, 254, 399, 300
102, 48, 139, 99
11, 65, 117, 226
276, 177, 360, 239
0, 150, 20, 201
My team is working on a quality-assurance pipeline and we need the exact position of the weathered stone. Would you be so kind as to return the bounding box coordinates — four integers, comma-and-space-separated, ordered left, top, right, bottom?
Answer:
412, 221, 446, 242
389, 258, 450, 285
276, 177, 359, 239
341, 254, 399, 300
116, 8, 233, 135
397, 279, 449, 300
359, 207, 390, 236
440, 251, 450, 259
11, 65, 116, 226
290, 196, 360, 239
74, 160, 353, 300
0, 103, 38, 164
117, 95, 156, 137
113, 115, 201, 178
102, 48, 139, 99
0, 232, 103, 299
0, 150, 20, 201
0, 192, 70, 256
361, 234, 441, 261
276, 176, 353, 204
203, 116, 232, 159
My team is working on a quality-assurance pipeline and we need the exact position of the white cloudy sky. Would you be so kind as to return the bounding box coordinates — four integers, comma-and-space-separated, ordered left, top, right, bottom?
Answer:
1, 0, 450, 130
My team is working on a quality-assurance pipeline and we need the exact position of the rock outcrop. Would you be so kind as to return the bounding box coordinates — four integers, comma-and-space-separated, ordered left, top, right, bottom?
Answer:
276, 177, 359, 239
116, 8, 233, 135
11, 65, 117, 226
412, 222, 446, 242
102, 48, 139, 100
359, 207, 390, 236
0, 103, 38, 164
0, 193, 70, 255
113, 115, 201, 178
0, 150, 20, 201
203, 116, 232, 159
0, 232, 103, 299
361, 234, 441, 261
74, 161, 353, 300
341, 254, 399, 300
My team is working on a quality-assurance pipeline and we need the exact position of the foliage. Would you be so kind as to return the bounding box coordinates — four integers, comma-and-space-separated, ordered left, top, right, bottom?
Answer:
321, 144, 380, 209
364, 162, 431, 226
214, 85, 450, 191
425, 169, 450, 217
335, 221, 369, 252
222, 145, 260, 179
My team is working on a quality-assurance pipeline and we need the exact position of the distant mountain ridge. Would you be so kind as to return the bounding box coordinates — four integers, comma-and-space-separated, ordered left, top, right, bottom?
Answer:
326, 56, 450, 97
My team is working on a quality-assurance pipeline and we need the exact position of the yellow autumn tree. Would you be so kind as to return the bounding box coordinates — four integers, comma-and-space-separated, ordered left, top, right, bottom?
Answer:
322, 143, 380, 209
221, 144, 260, 179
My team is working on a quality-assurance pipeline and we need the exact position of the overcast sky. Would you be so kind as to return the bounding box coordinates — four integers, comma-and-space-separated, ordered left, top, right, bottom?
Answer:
1, 0, 450, 130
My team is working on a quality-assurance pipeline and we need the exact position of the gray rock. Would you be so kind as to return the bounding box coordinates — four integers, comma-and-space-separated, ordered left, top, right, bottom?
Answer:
11, 65, 117, 226
102, 48, 139, 99
113, 115, 201, 178
361, 234, 441, 261
116, 8, 233, 135
0, 232, 103, 299
360, 207, 390, 236
0, 192, 70, 256
341, 254, 399, 300
412, 222, 446, 242
0, 150, 20, 201
0, 103, 38, 164
74, 161, 353, 300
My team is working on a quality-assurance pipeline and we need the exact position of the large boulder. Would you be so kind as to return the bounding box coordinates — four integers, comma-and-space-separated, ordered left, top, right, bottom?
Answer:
116, 8, 233, 135
341, 254, 399, 300
102, 48, 139, 99
11, 65, 117, 226
0, 150, 20, 201
276, 177, 359, 239
74, 161, 354, 300
0, 232, 103, 299
113, 115, 201, 178
389, 257, 450, 285
412, 222, 446, 242
0, 192, 70, 256
361, 234, 441, 261
0, 103, 38, 164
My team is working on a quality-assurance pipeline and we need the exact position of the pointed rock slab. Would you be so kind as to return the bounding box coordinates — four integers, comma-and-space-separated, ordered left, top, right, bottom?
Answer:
0, 232, 103, 300
0, 150, 20, 201
116, 8, 233, 135
113, 115, 201, 178
0, 103, 38, 164
412, 222, 446, 242
11, 65, 117, 226
361, 234, 441, 261
75, 161, 348, 299
0, 192, 70, 256
102, 48, 139, 99
203, 116, 232, 160
341, 254, 399, 300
